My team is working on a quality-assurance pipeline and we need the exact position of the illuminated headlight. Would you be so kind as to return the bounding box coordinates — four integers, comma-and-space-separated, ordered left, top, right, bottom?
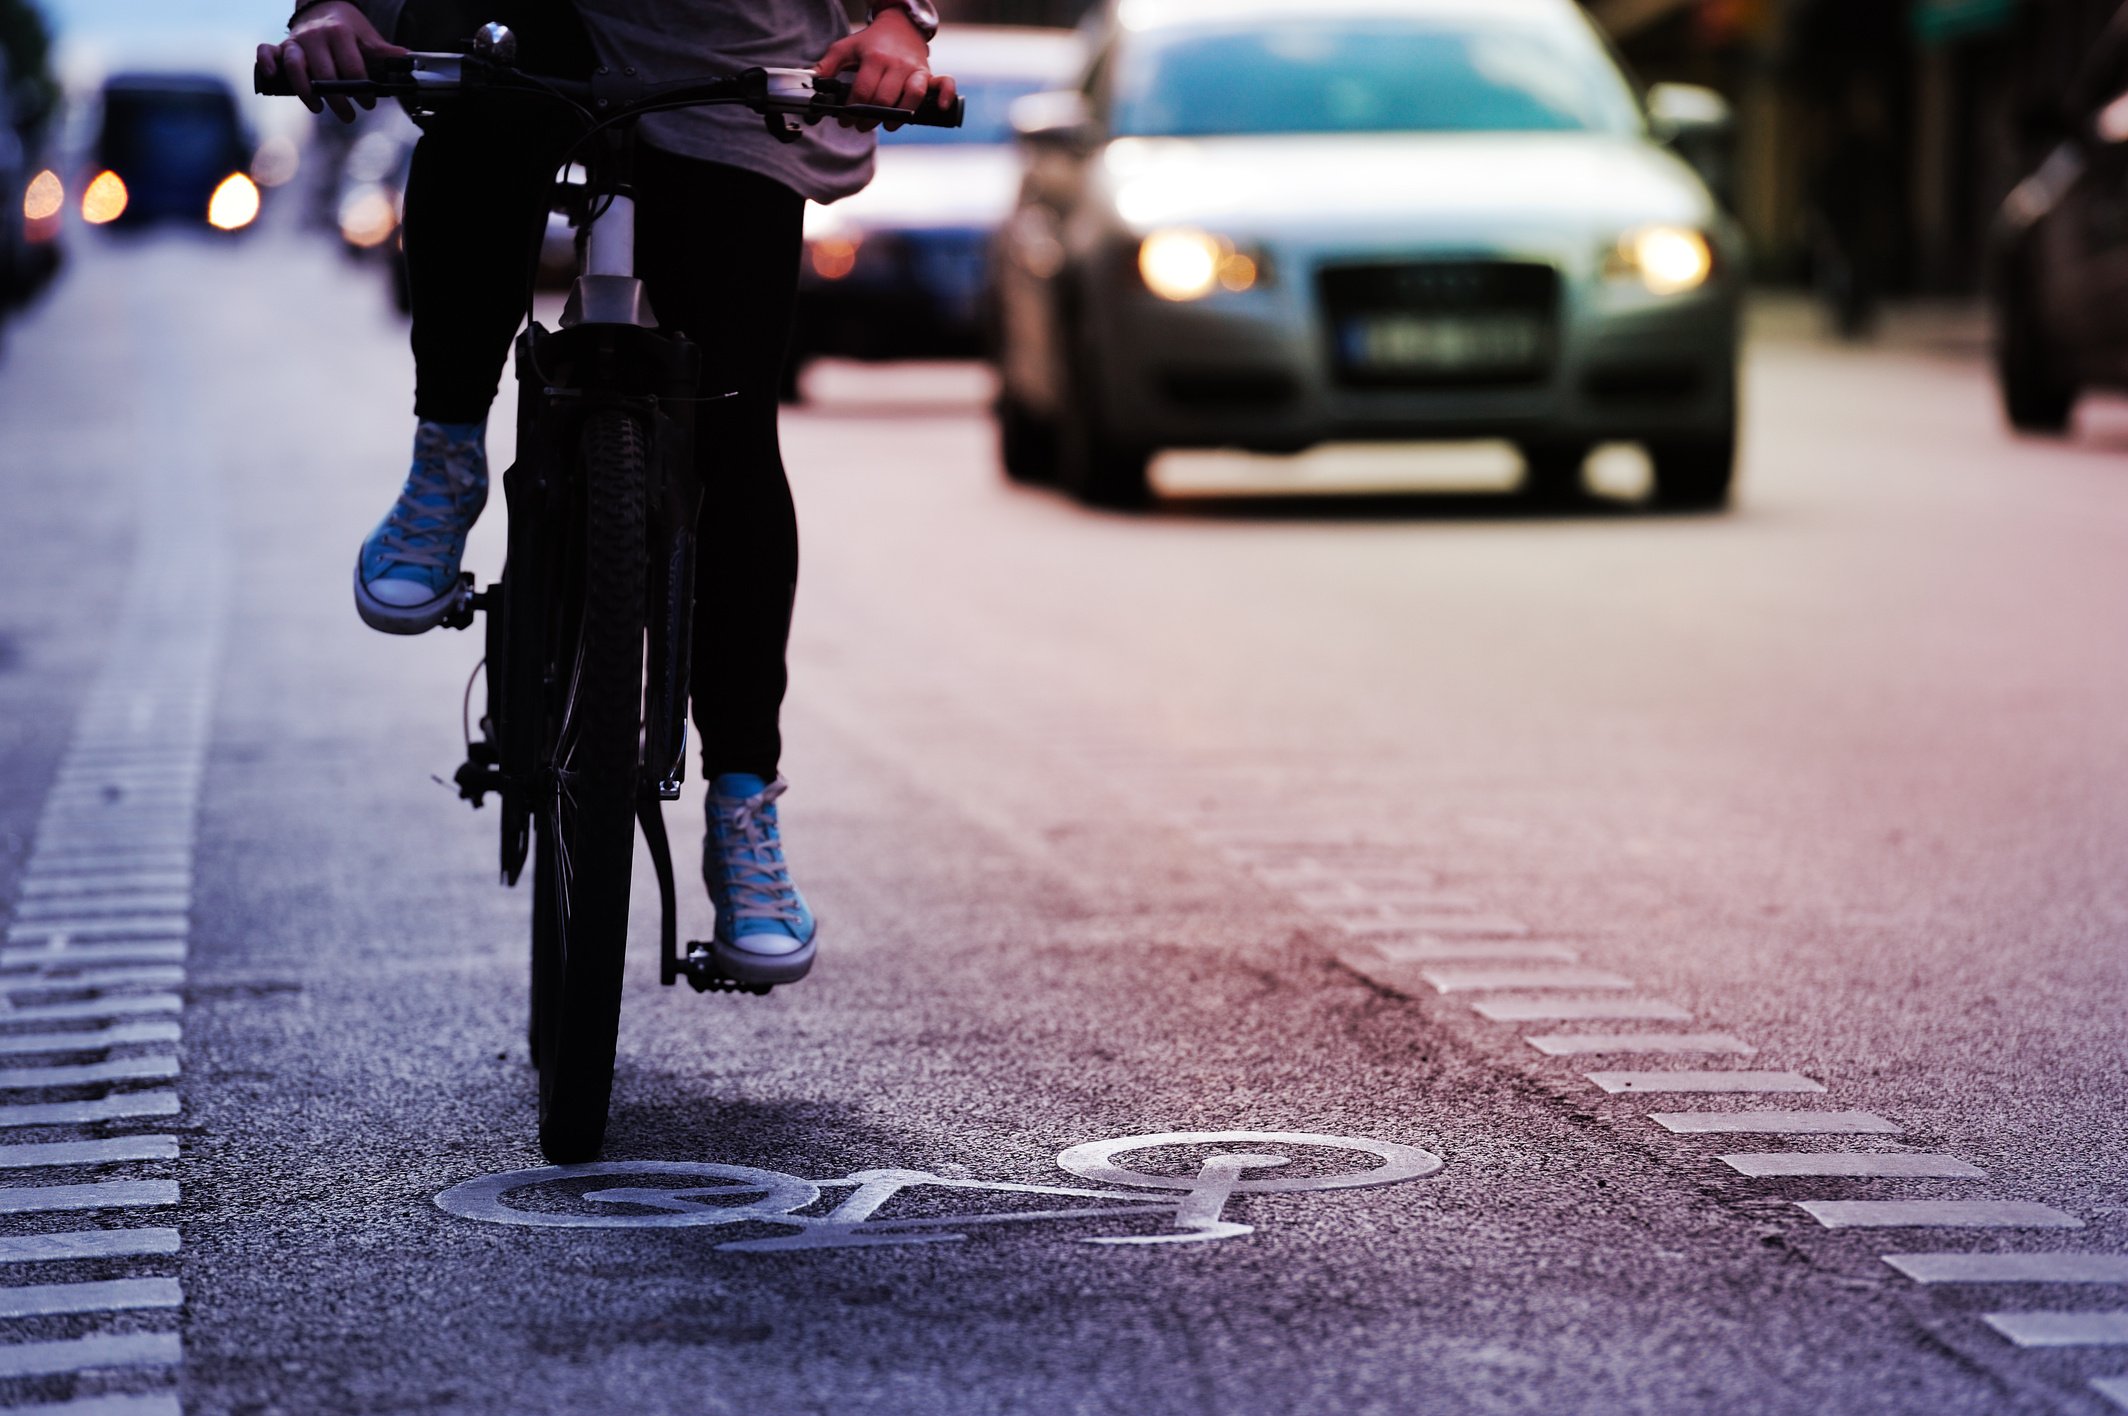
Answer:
338, 184, 399, 249
1138, 227, 1261, 301
1607, 226, 1713, 296
22, 169, 63, 242
80, 170, 127, 225
208, 173, 261, 231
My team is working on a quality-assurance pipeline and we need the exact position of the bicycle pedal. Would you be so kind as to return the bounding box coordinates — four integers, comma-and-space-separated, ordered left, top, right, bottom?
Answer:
679, 943, 775, 996
438, 573, 480, 631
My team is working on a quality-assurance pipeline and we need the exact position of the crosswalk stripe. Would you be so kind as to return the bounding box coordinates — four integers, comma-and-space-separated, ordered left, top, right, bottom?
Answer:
1526, 1033, 1754, 1057
9, 1392, 182, 1416
1983, 1311, 2128, 1346
0, 1055, 179, 1089
0, 944, 187, 970
0, 1278, 182, 1318
0, 1093, 180, 1128
1884, 1253, 2128, 1284
1589, 1071, 1823, 1094
1372, 941, 1580, 963
5, 968, 188, 995
20, 875, 192, 897
0, 1332, 182, 1378
1423, 967, 1634, 993
1473, 998, 1692, 1022
6, 921, 190, 944
1348, 916, 1532, 939
1720, 1152, 1983, 1178
0, 1137, 178, 1169
0, 1229, 180, 1263
0, 1022, 181, 1055
0, 1181, 177, 1214
1799, 1201, 2082, 1229
11, 897, 192, 921
1650, 1111, 1900, 1134
0, 996, 184, 1023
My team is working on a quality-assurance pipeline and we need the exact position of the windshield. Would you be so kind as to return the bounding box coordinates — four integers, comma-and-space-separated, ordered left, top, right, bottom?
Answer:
1110, 18, 1643, 138
885, 75, 1059, 145
99, 91, 243, 174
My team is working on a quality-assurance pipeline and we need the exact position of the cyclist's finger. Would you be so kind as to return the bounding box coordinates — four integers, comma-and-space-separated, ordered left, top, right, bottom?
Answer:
848, 52, 896, 107
890, 66, 929, 116
933, 72, 958, 116
814, 33, 862, 78
324, 27, 374, 112
279, 40, 321, 114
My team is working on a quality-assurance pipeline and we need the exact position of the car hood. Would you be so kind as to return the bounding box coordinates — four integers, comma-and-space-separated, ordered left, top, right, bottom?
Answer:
1098, 133, 1716, 242
807, 146, 1024, 236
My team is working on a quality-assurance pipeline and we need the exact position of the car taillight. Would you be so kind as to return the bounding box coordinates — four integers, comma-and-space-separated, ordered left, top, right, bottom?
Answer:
80, 170, 127, 225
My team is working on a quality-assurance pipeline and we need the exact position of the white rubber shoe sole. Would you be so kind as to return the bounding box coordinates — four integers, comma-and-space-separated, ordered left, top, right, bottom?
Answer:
709, 933, 816, 987
353, 566, 462, 636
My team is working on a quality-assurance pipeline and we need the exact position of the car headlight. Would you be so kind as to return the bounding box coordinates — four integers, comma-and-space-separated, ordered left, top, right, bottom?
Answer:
338, 184, 398, 249
1607, 225, 1713, 296
1138, 227, 1262, 301
80, 170, 127, 225
208, 173, 260, 231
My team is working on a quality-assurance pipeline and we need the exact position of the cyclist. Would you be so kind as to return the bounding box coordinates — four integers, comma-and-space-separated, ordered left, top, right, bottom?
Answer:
259, 0, 951, 986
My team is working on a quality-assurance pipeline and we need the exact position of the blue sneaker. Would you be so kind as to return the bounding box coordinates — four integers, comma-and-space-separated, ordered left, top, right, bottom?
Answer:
703, 773, 817, 985
353, 420, 489, 634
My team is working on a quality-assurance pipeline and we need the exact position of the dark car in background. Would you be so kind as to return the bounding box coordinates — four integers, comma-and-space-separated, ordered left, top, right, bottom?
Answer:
786, 26, 1082, 398
1, 1, 63, 318
1989, 11, 2128, 435
86, 72, 258, 231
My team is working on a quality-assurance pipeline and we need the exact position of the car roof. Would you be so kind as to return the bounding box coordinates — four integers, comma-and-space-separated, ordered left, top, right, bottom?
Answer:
929, 25, 1084, 79
101, 71, 237, 98
1113, 0, 1585, 33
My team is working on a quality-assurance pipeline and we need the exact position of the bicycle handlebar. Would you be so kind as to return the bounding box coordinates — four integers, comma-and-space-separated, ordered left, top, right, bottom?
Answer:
252, 52, 966, 130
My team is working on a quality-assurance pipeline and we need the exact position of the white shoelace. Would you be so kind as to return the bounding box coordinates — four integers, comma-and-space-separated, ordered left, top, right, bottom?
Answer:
373, 427, 484, 572
712, 776, 805, 929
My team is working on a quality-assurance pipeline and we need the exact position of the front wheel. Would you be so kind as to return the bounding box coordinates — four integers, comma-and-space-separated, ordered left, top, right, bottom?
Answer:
1647, 432, 1737, 511
1995, 274, 2076, 434
1058, 340, 1151, 509
530, 408, 648, 1163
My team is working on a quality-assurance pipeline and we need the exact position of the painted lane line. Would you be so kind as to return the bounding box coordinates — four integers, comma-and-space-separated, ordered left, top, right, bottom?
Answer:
0, 1229, 180, 1263
2095, 1378, 2128, 1410
1720, 1153, 1984, 1178
0, 1277, 182, 1319
0, 1055, 180, 1088
1422, 967, 1635, 994
22, 861, 192, 882
0, 1136, 178, 1169
0, 1022, 182, 1054
1372, 941, 1581, 964
7, 920, 190, 944
1651, 1111, 1900, 1134
1797, 1201, 2082, 1229
0, 1180, 178, 1215
5, 968, 189, 995
0, 1093, 181, 1128
1526, 1033, 1754, 1057
20, 875, 192, 897
1298, 891, 1479, 912
1590, 1071, 1823, 1094
1345, 916, 1532, 939
11, 897, 192, 921
1473, 997, 1693, 1022
1, 944, 188, 970
1982, 1312, 2128, 1346
0, 1332, 182, 1379
1884, 1253, 2128, 1284
10, 1394, 182, 1416
0, 995, 184, 1023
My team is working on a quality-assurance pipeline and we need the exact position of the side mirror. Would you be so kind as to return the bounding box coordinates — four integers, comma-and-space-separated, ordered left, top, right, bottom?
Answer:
1011, 90, 1098, 153
1647, 83, 1733, 143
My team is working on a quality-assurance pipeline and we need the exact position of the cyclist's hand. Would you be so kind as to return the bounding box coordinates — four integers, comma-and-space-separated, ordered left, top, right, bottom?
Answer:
813, 9, 957, 131
256, 1, 406, 123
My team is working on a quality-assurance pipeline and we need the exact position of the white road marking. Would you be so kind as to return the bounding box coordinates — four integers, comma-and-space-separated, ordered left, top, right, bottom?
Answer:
0, 1332, 182, 1378
1798, 1201, 2082, 1229
11, 897, 191, 921
19, 875, 192, 897
1720, 1153, 1984, 1178
1346, 916, 1532, 939
1422, 967, 1635, 993
0, 1137, 177, 1169
0, 1229, 180, 1263
0, 1093, 181, 1128
1590, 1071, 1824, 1094
0, 1022, 182, 1054
0, 1181, 178, 1214
1526, 1033, 1754, 1057
0, 1055, 179, 1088
0, 944, 187, 970
9, 1393, 182, 1416
0, 995, 184, 1023
1982, 1311, 2128, 1346
1884, 1253, 2128, 1284
2095, 1377, 2128, 1410
1651, 1111, 1900, 1134
6, 920, 190, 944
0, 1278, 182, 1318
1372, 941, 1581, 963
1473, 998, 1693, 1022
1298, 891, 1478, 912
5, 969, 187, 996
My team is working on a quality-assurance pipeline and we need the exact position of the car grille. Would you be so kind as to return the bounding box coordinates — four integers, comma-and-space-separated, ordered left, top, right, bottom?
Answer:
1318, 260, 1560, 389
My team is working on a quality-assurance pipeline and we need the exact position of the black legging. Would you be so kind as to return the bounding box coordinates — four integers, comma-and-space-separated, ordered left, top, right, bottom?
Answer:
397, 0, 801, 779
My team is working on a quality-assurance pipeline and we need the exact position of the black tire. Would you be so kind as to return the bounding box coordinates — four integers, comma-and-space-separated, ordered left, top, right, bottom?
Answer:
530, 409, 648, 1163
997, 393, 1058, 485
1648, 433, 1737, 511
1057, 340, 1151, 509
1996, 276, 2075, 434
777, 353, 804, 406
1520, 441, 1587, 504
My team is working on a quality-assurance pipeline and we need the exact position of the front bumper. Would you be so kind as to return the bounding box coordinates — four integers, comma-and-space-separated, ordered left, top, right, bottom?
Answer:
1087, 250, 1740, 452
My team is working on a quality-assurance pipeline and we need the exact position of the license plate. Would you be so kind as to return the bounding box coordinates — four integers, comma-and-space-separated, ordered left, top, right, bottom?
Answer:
1338, 314, 1546, 372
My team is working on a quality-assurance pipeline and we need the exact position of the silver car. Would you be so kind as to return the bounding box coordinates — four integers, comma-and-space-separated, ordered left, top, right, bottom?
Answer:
991, 0, 1743, 508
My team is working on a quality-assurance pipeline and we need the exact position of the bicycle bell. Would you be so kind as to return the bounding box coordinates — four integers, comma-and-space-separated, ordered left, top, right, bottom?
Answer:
472, 22, 518, 65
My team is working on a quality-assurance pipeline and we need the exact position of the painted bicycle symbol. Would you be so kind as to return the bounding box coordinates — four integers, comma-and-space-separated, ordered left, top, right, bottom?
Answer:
435, 1131, 1442, 1251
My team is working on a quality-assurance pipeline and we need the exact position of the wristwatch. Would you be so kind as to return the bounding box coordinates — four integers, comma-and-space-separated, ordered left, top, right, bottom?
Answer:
869, 0, 940, 41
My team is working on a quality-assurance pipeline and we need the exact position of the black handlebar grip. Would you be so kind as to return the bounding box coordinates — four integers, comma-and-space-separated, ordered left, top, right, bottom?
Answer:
912, 92, 964, 128
254, 60, 294, 97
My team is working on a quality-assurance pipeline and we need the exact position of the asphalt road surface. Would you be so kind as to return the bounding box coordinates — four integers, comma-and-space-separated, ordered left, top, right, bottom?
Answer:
3, 226, 2128, 1416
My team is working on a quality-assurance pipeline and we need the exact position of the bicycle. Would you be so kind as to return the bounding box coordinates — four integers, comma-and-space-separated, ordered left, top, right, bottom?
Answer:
257, 24, 963, 1163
